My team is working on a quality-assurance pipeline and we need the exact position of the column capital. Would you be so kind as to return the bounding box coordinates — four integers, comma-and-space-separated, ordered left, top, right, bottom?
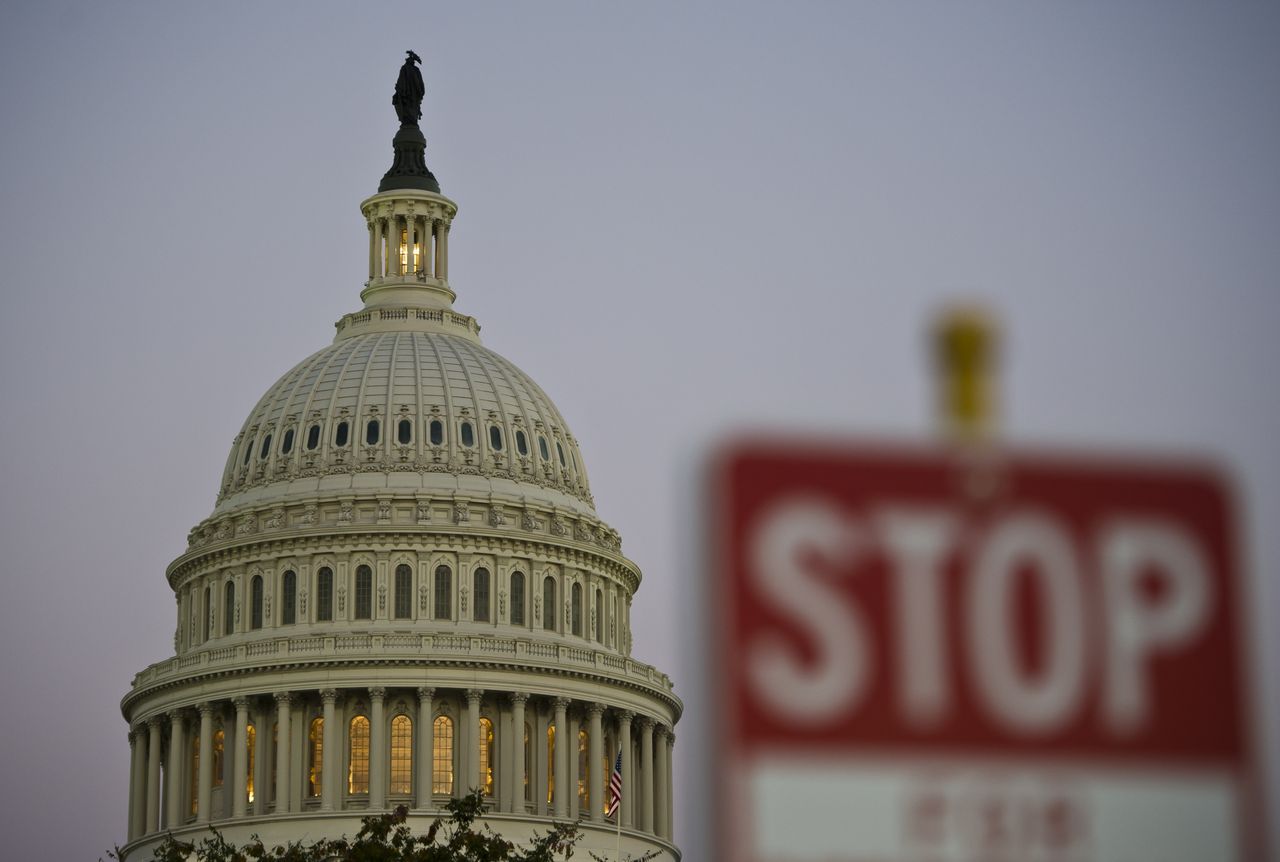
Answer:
616, 709, 635, 724
416, 686, 436, 701
369, 686, 386, 701
196, 702, 215, 717
666, 732, 676, 746
232, 696, 251, 710
465, 688, 484, 705
638, 715, 655, 731
586, 702, 606, 718
146, 714, 164, 729
320, 688, 339, 704
654, 723, 670, 741
273, 691, 293, 706
508, 690, 529, 707
552, 696, 571, 711
166, 708, 186, 724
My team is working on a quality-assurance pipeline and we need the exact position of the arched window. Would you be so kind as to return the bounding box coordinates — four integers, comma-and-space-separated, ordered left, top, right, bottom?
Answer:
571, 582, 583, 637
538, 436, 550, 461
522, 717, 532, 799
578, 727, 589, 809
510, 572, 526, 626
546, 723, 556, 804
366, 419, 380, 446
489, 426, 503, 451
212, 728, 225, 787
224, 581, 235, 636
460, 421, 475, 448
429, 419, 444, 445
243, 440, 253, 465
282, 570, 297, 625
516, 429, 528, 456
245, 724, 256, 804
317, 567, 334, 621
334, 421, 349, 448
306, 423, 322, 451
390, 715, 413, 795
479, 716, 495, 797
594, 588, 603, 642
250, 575, 264, 629
354, 565, 372, 620
281, 428, 295, 455
473, 567, 490, 622
308, 717, 323, 797
202, 586, 211, 641
434, 565, 452, 620
189, 733, 200, 815
397, 418, 412, 445
348, 715, 370, 794
543, 576, 556, 632
394, 564, 412, 619
259, 434, 272, 460
432, 715, 454, 794
556, 441, 566, 466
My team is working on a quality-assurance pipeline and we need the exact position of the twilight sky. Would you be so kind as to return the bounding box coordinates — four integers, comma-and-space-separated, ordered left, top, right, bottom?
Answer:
1, 3, 1278, 860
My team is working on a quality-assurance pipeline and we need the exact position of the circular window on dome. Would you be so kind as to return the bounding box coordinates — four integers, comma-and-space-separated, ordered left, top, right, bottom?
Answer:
516, 429, 528, 456
334, 421, 350, 448
489, 426, 503, 451
460, 421, 475, 448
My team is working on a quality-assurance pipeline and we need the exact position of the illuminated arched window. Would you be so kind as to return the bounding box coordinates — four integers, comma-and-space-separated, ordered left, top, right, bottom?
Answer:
282, 570, 297, 625
510, 571, 526, 626
212, 728, 225, 787
394, 564, 412, 619
473, 567, 490, 623
189, 732, 200, 815
543, 577, 556, 632
434, 565, 452, 620
524, 722, 532, 802
578, 726, 589, 809
546, 722, 556, 804
571, 582, 583, 637
308, 717, 323, 797
479, 716, 495, 797
594, 588, 603, 642
390, 715, 413, 795
317, 567, 333, 621
348, 715, 370, 794
224, 581, 235, 635
354, 565, 372, 620
432, 715, 454, 794
250, 575, 264, 629
245, 724, 256, 804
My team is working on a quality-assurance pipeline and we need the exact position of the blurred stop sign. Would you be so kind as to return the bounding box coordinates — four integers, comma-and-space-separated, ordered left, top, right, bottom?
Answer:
711, 439, 1265, 862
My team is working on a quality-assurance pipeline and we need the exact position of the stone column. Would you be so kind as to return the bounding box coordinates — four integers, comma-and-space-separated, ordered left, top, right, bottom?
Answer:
128, 727, 146, 840
195, 704, 213, 822
165, 711, 186, 828
230, 698, 249, 817
587, 704, 604, 823
415, 687, 434, 809
380, 216, 391, 277
654, 727, 669, 839
509, 692, 527, 813
143, 717, 163, 833
320, 689, 338, 810
421, 215, 433, 276
369, 687, 386, 808
253, 702, 270, 815
639, 718, 654, 833
465, 689, 483, 795
552, 697, 569, 818
368, 220, 377, 279
436, 220, 449, 281
273, 693, 292, 814
665, 732, 675, 839
617, 710, 634, 828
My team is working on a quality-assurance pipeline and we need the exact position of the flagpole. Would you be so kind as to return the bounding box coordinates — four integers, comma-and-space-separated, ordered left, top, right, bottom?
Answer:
615, 804, 621, 862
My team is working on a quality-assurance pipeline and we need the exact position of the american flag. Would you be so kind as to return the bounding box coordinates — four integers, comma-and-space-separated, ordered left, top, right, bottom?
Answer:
606, 747, 623, 818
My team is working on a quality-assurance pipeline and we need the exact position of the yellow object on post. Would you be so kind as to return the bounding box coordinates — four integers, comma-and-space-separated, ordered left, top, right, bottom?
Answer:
932, 305, 998, 441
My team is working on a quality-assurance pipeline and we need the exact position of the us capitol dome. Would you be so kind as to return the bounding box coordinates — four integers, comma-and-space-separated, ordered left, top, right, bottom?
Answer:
120, 53, 680, 860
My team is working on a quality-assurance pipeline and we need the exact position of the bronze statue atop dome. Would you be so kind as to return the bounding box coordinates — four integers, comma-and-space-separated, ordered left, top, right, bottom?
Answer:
392, 50, 425, 126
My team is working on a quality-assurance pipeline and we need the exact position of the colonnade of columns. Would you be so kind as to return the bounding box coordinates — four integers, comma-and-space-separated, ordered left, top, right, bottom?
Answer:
367, 211, 449, 281
126, 686, 675, 846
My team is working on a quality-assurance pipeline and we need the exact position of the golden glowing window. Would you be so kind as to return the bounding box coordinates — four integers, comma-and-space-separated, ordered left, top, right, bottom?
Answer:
432, 715, 454, 794
308, 718, 323, 798
245, 724, 256, 804
578, 727, 589, 808
189, 734, 200, 815
479, 716, 495, 797
390, 715, 413, 795
546, 723, 555, 804
212, 729, 225, 787
348, 715, 370, 795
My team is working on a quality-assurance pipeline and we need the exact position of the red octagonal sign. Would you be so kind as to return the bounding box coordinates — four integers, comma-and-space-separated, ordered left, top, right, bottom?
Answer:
711, 439, 1265, 862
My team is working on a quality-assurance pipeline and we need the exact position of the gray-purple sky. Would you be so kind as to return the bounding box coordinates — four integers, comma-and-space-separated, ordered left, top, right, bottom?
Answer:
1, 3, 1277, 859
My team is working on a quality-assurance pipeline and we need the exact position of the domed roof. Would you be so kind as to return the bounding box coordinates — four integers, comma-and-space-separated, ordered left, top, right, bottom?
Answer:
214, 328, 594, 517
